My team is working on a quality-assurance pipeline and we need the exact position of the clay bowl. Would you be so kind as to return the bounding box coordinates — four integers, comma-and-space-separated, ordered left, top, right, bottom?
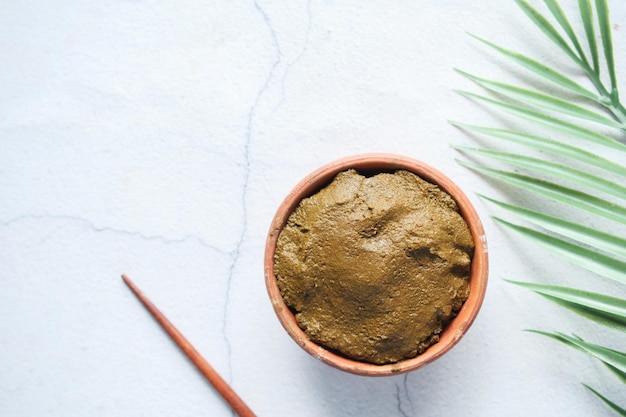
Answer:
264, 153, 488, 376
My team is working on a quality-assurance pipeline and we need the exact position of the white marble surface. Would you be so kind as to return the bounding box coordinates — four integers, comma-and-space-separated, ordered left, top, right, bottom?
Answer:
2, 1, 626, 416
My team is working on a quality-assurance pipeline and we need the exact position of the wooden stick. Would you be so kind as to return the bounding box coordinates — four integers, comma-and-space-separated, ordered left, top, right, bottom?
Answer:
121, 274, 256, 417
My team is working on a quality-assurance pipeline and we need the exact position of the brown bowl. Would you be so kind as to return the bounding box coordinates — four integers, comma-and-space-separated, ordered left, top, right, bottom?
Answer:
264, 153, 488, 376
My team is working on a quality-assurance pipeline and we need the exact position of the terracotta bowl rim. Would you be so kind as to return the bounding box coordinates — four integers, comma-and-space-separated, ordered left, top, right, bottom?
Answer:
264, 153, 488, 376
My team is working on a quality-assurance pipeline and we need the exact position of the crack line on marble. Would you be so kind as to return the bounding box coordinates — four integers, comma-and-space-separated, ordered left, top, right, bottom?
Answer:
272, 0, 313, 113
220, 0, 283, 385
396, 374, 413, 417
0, 213, 226, 254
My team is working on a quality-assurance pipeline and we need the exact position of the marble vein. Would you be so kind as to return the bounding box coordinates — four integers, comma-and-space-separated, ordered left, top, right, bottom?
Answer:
220, 0, 283, 384
395, 374, 413, 417
0, 213, 225, 253
273, 0, 312, 113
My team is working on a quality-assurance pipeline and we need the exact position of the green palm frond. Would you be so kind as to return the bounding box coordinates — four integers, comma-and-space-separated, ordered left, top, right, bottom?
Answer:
454, 0, 626, 413
515, 0, 587, 66
457, 159, 626, 224
456, 90, 626, 149
585, 385, 626, 417
606, 364, 626, 385
467, 33, 600, 101
455, 145, 626, 199
478, 196, 626, 259
529, 331, 626, 376
595, 0, 618, 94
579, 0, 600, 73
506, 280, 626, 331
449, 123, 626, 176
494, 216, 626, 284
455, 69, 623, 129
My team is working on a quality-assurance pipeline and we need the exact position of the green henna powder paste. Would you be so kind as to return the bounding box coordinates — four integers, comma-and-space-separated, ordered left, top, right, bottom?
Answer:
274, 169, 474, 365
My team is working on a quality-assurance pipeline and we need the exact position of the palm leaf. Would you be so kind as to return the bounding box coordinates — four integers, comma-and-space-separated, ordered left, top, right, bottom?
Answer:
595, 0, 617, 93
593, 0, 626, 122
578, 0, 599, 73
468, 33, 599, 101
584, 385, 626, 416
544, 0, 589, 64
449, 123, 626, 176
455, 69, 623, 128
606, 364, 626, 385
529, 331, 626, 375
457, 90, 626, 148
456, 146, 626, 200
514, 0, 584, 66
480, 196, 626, 259
457, 160, 626, 225
454, 2, 626, 413
493, 217, 626, 285
506, 280, 626, 331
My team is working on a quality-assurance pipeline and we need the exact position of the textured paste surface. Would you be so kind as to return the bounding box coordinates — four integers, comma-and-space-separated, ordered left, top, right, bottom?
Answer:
274, 169, 474, 365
